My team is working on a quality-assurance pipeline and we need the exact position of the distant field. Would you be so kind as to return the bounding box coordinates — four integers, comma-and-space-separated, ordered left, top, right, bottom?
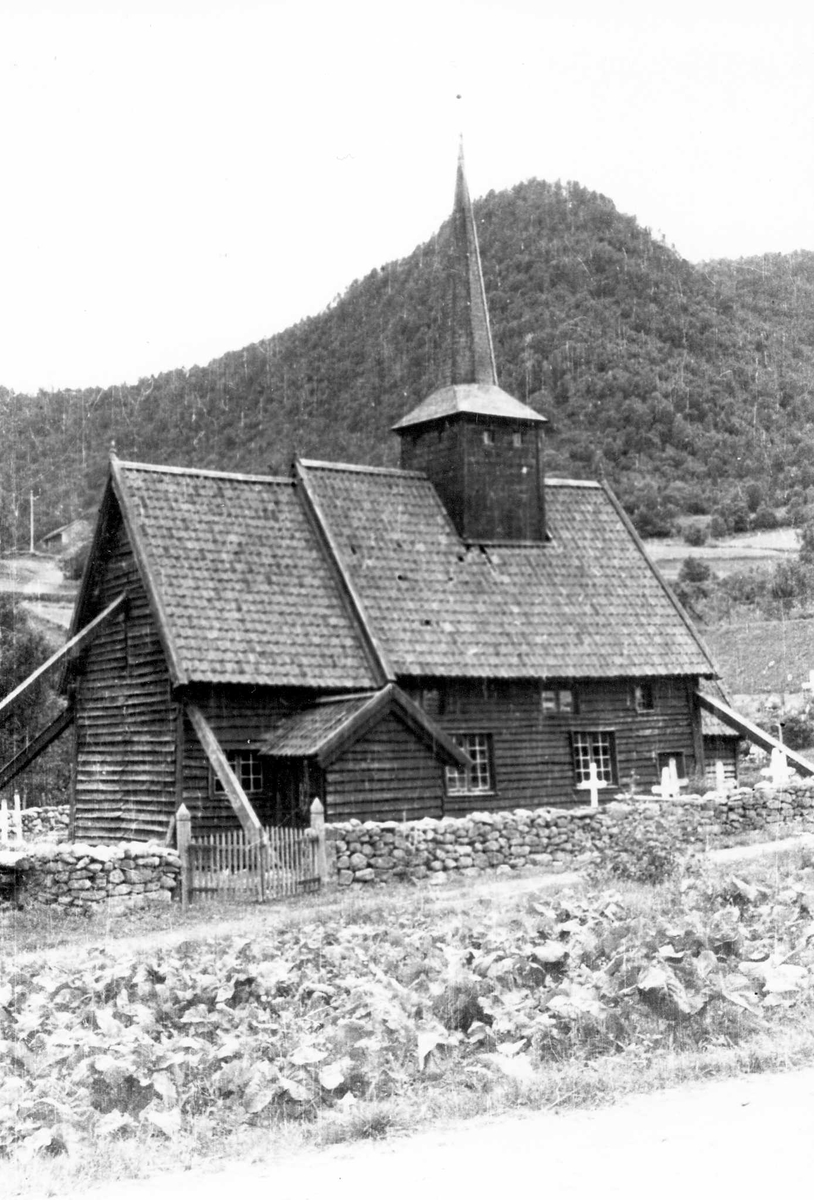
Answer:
0, 554, 76, 643
647, 528, 800, 581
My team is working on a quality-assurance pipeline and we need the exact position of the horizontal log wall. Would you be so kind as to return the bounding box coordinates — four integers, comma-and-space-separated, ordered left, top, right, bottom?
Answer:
74, 510, 175, 842
407, 676, 700, 812
325, 712, 444, 822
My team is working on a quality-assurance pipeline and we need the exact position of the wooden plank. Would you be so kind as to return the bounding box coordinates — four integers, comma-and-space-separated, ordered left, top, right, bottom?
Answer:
696, 690, 814, 777
185, 702, 264, 841
0, 707, 74, 792
0, 593, 127, 723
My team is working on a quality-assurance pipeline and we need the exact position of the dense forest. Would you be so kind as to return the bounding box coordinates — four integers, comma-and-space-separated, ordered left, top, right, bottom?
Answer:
3, 178, 814, 546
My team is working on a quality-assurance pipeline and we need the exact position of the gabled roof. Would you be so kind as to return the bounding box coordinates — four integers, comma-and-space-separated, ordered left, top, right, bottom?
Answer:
72, 458, 377, 690
260, 684, 469, 768
71, 452, 715, 689
297, 460, 716, 680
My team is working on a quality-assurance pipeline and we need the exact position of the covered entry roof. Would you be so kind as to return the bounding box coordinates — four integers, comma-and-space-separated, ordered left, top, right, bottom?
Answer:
260, 684, 469, 769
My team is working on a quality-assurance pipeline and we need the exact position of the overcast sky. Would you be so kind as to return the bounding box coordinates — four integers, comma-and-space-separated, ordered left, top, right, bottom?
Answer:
1, 1, 812, 394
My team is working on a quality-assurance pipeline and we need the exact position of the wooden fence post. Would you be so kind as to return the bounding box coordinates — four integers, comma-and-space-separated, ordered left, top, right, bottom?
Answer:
177, 803, 192, 911
258, 832, 269, 903
13, 791, 22, 843
310, 798, 328, 887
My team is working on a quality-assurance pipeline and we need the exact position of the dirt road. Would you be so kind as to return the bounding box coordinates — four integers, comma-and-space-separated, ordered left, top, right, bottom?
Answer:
40, 1064, 814, 1200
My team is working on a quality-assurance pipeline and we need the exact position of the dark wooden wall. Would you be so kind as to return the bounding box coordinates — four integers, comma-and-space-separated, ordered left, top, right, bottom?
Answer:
399, 417, 545, 542
703, 736, 739, 783
179, 684, 308, 833
324, 712, 445, 822
73, 508, 175, 842
406, 675, 702, 811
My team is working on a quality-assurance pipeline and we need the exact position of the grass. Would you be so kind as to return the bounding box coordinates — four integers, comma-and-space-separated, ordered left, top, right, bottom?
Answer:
7, 851, 814, 1196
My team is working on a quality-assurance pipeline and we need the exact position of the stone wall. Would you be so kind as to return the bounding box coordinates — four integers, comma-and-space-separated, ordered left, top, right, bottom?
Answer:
327, 780, 814, 887
4, 782, 814, 906
0, 841, 180, 912
20, 804, 70, 841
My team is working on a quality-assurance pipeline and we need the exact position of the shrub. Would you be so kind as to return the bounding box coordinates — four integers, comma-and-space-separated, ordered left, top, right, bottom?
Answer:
678, 556, 711, 584
684, 524, 708, 547
800, 521, 814, 567
752, 504, 778, 531
779, 712, 814, 752
60, 540, 91, 581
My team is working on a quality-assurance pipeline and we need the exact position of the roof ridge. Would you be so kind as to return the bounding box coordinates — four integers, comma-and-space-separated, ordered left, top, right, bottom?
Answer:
116, 460, 291, 484
546, 477, 603, 489
299, 458, 427, 479
310, 690, 380, 705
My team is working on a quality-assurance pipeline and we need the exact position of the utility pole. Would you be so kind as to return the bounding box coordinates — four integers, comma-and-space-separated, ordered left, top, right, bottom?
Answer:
29, 490, 34, 553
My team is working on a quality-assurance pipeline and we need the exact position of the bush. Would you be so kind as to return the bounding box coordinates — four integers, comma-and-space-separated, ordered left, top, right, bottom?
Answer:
800, 521, 814, 567
779, 712, 814, 752
709, 514, 728, 539
684, 524, 708, 547
60, 540, 91, 581
752, 504, 778, 531
678, 556, 712, 584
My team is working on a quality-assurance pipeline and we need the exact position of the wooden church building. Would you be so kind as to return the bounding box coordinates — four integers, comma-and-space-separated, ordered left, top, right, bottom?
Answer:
3, 150, 730, 843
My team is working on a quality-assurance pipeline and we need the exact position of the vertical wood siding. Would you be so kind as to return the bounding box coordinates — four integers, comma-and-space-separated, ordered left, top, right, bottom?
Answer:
74, 512, 175, 842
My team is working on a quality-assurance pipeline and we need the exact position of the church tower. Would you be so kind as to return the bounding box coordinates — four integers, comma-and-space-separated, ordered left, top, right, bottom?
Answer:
393, 146, 547, 543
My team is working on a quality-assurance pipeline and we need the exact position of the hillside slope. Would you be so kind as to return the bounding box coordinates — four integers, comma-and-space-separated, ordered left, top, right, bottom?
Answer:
3, 179, 814, 544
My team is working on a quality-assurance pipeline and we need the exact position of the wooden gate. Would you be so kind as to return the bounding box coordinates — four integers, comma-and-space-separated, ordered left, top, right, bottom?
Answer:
177, 798, 328, 907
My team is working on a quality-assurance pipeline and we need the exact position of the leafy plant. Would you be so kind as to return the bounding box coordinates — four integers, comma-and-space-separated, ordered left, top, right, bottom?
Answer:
597, 809, 681, 885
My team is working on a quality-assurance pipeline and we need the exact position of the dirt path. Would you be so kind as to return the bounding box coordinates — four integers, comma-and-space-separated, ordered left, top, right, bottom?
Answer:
40, 1064, 814, 1200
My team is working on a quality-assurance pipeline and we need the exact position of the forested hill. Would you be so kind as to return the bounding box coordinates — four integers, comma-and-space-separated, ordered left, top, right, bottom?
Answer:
3, 178, 814, 546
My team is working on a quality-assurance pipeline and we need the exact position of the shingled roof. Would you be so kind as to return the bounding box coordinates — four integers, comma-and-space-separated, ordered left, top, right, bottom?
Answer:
297, 460, 716, 681
92, 459, 377, 689
260, 684, 468, 767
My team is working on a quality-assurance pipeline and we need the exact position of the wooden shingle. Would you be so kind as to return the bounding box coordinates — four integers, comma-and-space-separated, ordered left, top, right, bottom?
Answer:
299, 461, 715, 681
112, 460, 376, 689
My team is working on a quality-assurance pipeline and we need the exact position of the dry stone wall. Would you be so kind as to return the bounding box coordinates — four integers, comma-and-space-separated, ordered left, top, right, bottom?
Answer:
21, 805, 70, 841
327, 780, 814, 887
3, 783, 814, 905
0, 841, 180, 911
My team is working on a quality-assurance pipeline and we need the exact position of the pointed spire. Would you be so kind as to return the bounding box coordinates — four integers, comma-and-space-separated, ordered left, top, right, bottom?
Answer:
447, 140, 498, 387
393, 145, 546, 433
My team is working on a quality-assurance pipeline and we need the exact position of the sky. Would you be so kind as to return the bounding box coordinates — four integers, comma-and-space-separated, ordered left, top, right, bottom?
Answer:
0, 0, 812, 394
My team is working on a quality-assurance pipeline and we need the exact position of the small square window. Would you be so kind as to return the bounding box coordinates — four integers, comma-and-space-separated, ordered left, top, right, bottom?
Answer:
482, 429, 495, 446
634, 683, 655, 712
541, 686, 577, 714
212, 749, 264, 795
420, 687, 442, 715
512, 431, 524, 448
446, 733, 494, 794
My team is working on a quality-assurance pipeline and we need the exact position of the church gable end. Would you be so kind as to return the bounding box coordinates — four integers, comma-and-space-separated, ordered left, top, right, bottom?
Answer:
70, 496, 176, 843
